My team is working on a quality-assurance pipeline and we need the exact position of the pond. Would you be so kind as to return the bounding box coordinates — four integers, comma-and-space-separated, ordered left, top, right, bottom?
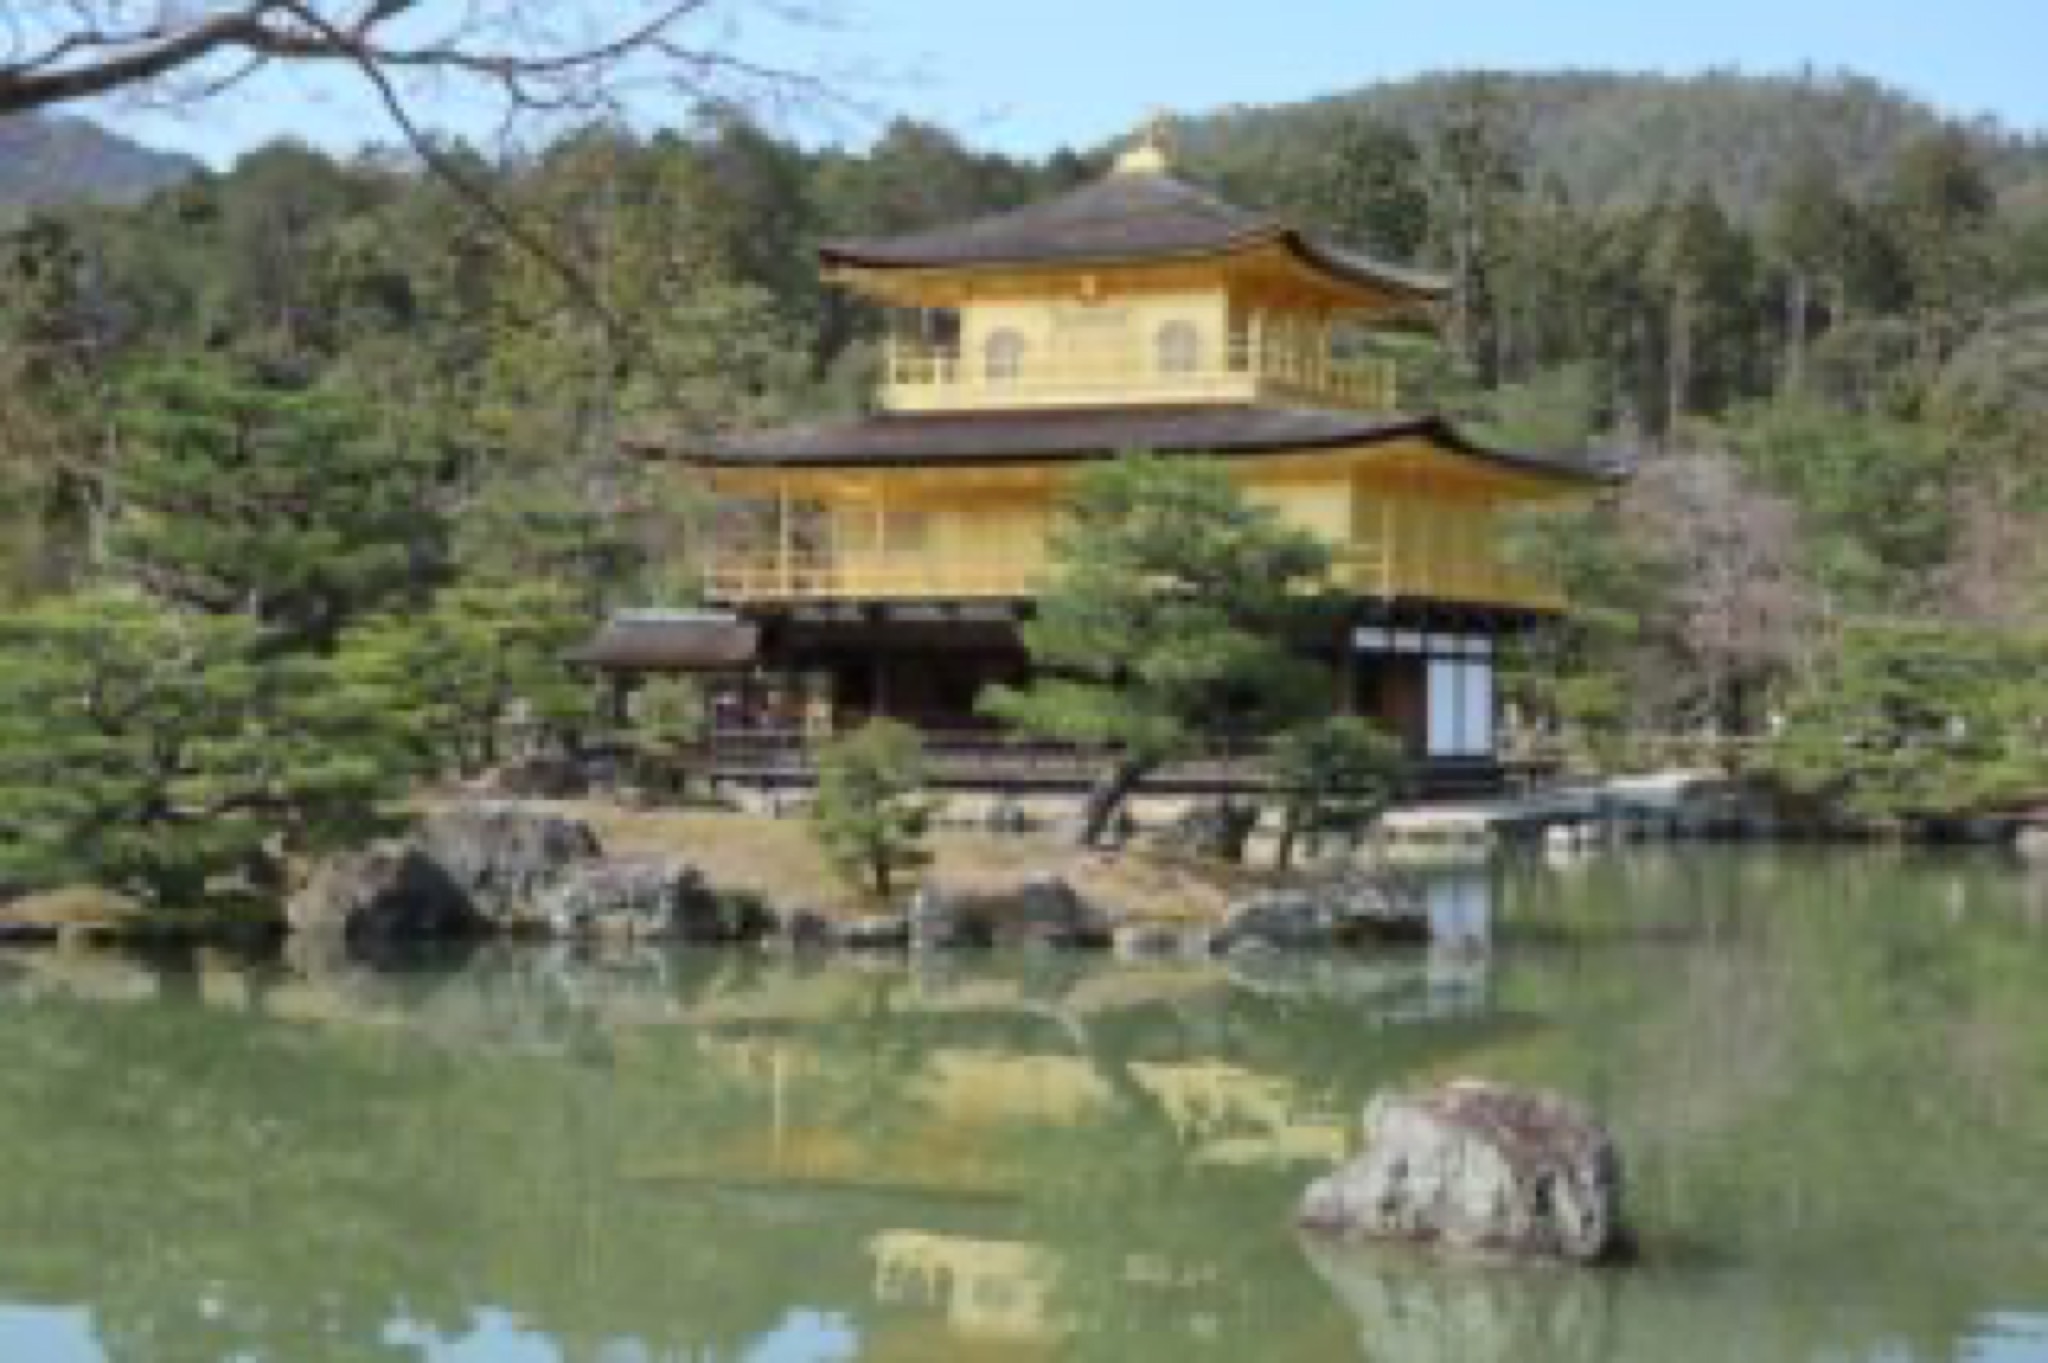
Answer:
1, 847, 2045, 1361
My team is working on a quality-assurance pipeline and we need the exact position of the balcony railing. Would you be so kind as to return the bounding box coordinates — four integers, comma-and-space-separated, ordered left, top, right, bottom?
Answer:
880, 333, 1398, 413
706, 552, 1046, 602
705, 541, 1556, 610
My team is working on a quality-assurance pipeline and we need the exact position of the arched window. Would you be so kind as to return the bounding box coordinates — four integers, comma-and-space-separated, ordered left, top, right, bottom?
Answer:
1155, 320, 1201, 375
984, 328, 1026, 382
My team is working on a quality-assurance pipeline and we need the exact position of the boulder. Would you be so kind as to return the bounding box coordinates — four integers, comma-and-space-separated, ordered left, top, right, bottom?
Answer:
908, 873, 1113, 949
1159, 799, 1260, 862
1113, 922, 1204, 959
1212, 868, 1428, 952
536, 856, 731, 941
776, 908, 836, 950
415, 802, 603, 924
835, 915, 911, 951
1299, 1080, 1627, 1264
287, 842, 486, 943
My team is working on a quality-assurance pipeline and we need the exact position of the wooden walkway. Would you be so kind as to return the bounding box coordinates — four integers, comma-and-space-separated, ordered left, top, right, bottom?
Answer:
1378, 769, 1743, 853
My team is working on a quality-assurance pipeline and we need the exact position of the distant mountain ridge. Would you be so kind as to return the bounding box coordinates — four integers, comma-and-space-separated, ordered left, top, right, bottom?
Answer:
6, 69, 2046, 228
1173, 69, 2048, 218
0, 114, 200, 213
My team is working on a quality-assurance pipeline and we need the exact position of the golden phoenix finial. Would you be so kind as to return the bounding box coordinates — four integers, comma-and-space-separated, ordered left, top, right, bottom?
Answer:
1114, 109, 1174, 175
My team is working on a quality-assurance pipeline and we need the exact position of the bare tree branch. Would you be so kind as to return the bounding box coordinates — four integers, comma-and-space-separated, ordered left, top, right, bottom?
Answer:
0, 2, 833, 118
0, 2, 857, 356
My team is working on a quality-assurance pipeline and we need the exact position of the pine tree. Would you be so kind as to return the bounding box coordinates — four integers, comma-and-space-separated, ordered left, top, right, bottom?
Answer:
111, 364, 447, 649
1269, 717, 1404, 870
1429, 77, 1525, 379
0, 592, 413, 907
1884, 130, 1997, 369
1283, 112, 1431, 261
811, 719, 935, 900
331, 584, 596, 778
1767, 154, 1856, 394
982, 455, 1333, 847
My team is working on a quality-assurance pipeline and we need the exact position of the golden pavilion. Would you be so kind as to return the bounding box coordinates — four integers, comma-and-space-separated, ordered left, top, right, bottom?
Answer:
623, 129, 1603, 787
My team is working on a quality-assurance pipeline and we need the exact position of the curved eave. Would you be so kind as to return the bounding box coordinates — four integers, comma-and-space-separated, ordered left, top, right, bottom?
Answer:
634, 411, 1605, 487
820, 228, 1447, 313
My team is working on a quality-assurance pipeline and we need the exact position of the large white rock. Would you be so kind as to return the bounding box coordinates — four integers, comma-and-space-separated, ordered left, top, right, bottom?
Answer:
1298, 1080, 1626, 1263
415, 802, 603, 924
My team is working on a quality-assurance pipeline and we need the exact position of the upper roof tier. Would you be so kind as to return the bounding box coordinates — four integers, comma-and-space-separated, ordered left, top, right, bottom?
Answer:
819, 164, 1447, 315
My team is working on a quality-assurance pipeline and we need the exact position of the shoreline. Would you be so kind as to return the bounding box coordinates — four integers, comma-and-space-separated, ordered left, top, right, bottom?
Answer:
4, 788, 2042, 954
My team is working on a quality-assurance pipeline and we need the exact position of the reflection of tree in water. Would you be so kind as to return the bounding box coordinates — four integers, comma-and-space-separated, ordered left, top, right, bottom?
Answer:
0, 855, 2040, 1361
1453, 848, 2048, 1363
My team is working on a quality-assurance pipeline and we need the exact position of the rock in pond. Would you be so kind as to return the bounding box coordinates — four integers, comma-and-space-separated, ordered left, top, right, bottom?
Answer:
1298, 1080, 1627, 1264
1112, 922, 1205, 959
1212, 867, 1427, 952
835, 915, 911, 951
296, 802, 777, 946
415, 802, 603, 924
536, 856, 773, 943
288, 842, 487, 943
908, 873, 1113, 949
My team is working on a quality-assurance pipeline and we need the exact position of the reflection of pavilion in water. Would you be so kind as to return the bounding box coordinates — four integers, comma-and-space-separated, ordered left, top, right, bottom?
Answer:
681, 1034, 1358, 1351
869, 1231, 1058, 1343
692, 1035, 1355, 1172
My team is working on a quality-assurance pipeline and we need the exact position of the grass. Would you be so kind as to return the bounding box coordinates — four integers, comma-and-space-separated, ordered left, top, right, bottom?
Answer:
562, 801, 1260, 924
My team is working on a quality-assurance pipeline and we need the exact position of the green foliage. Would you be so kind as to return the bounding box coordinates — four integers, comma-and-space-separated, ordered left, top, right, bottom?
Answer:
982, 455, 1333, 842
1471, 362, 1605, 450
1932, 296, 2048, 450
1883, 129, 1999, 360
0, 591, 413, 906
1501, 497, 1673, 755
1765, 622, 2048, 823
628, 677, 705, 750
810, 719, 935, 900
1720, 399, 1957, 606
331, 584, 595, 779
1261, 111, 1430, 260
1267, 716, 1405, 870
112, 364, 446, 648
6, 88, 2048, 832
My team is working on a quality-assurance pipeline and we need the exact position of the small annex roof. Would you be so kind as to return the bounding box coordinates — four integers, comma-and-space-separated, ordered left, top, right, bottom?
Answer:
819, 170, 1447, 306
567, 610, 760, 673
642, 406, 1607, 484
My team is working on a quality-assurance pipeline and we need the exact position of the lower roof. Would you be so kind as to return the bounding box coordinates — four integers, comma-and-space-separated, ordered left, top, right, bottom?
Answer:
566, 611, 760, 673
643, 405, 1605, 483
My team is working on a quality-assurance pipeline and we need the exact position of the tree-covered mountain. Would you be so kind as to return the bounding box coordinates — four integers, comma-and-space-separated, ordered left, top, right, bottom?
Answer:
5, 71, 2048, 823
1174, 70, 2048, 219
0, 114, 199, 215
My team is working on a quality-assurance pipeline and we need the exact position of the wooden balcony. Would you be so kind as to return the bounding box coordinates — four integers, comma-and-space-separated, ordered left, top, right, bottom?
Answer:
880, 334, 1398, 413
706, 553, 1046, 602
702, 542, 1556, 609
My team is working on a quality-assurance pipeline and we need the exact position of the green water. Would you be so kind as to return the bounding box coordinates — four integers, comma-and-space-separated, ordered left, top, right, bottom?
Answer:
1, 848, 2045, 1362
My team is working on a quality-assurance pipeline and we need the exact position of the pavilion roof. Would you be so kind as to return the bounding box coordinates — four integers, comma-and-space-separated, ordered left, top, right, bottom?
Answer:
819, 171, 1447, 305
642, 405, 1608, 483
566, 611, 761, 673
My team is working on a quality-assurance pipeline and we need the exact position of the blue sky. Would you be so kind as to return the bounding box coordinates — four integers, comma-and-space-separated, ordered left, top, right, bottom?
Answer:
93, 0, 2048, 166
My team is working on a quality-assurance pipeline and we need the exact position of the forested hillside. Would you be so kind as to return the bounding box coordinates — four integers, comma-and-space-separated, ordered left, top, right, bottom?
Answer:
4, 68, 2048, 827
1177, 70, 2048, 216
0, 115, 198, 214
